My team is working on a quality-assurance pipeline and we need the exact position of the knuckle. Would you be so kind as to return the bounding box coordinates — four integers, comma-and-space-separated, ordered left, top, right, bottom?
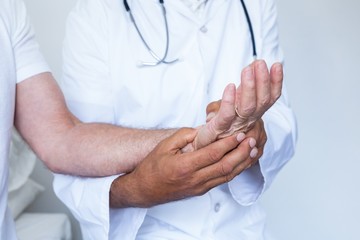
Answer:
174, 163, 191, 179
243, 76, 256, 88
220, 161, 234, 176
226, 173, 236, 183
259, 97, 271, 107
207, 119, 222, 137
167, 161, 189, 181
215, 114, 235, 131
241, 104, 256, 116
208, 149, 221, 162
222, 111, 236, 123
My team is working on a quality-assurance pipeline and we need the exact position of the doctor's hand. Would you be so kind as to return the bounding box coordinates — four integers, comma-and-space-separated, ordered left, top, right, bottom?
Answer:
109, 128, 257, 208
193, 60, 282, 150
220, 60, 282, 137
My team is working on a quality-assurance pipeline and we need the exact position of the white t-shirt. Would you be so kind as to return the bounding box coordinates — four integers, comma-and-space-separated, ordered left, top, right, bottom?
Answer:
0, 0, 49, 238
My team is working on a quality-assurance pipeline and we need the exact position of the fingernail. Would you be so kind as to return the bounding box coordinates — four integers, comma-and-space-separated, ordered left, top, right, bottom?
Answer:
206, 112, 216, 122
236, 132, 246, 142
250, 147, 258, 158
249, 138, 256, 148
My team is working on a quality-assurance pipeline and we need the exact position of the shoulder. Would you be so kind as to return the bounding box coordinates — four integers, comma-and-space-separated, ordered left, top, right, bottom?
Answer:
66, 0, 116, 31
0, 0, 24, 31
69, 0, 113, 19
242, 0, 277, 15
65, 0, 125, 39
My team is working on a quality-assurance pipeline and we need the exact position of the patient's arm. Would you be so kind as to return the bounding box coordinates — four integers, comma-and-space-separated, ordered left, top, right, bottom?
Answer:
15, 72, 176, 176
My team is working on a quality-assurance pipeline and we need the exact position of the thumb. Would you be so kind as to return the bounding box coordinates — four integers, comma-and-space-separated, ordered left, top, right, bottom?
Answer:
213, 83, 236, 131
160, 128, 197, 152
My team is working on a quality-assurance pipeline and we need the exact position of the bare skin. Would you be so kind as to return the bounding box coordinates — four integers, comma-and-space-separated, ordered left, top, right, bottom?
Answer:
110, 60, 282, 208
193, 60, 282, 150
184, 60, 283, 152
15, 72, 177, 176
15, 60, 279, 177
110, 129, 256, 208
14, 60, 279, 210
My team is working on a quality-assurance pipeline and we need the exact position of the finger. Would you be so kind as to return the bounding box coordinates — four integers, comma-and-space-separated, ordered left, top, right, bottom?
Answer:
206, 112, 216, 123
205, 82, 236, 124
244, 119, 267, 147
236, 64, 256, 118
245, 145, 263, 170
206, 100, 221, 123
196, 137, 255, 188
212, 83, 236, 131
254, 60, 271, 114
206, 100, 221, 116
185, 132, 245, 170
160, 128, 197, 152
270, 62, 283, 102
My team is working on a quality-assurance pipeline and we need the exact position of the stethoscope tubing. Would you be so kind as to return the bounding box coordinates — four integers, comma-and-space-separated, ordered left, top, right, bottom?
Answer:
240, 0, 257, 59
123, 0, 257, 66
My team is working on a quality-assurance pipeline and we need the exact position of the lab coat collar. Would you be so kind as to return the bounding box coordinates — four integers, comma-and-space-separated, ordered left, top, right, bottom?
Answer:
129, 0, 229, 24
167, 0, 228, 23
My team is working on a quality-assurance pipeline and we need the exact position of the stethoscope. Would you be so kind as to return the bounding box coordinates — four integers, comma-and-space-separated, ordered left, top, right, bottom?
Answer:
123, 0, 257, 67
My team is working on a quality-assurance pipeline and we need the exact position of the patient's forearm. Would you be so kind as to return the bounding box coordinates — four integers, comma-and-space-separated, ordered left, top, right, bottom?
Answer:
15, 72, 175, 177
51, 122, 176, 176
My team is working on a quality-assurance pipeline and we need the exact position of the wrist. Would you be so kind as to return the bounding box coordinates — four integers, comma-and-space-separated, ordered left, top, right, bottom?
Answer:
110, 173, 143, 208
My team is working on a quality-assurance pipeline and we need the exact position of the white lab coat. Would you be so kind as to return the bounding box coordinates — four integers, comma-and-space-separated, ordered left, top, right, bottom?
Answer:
53, 0, 297, 239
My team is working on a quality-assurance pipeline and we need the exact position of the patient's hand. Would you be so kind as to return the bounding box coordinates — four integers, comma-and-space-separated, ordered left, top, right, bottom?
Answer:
183, 60, 283, 152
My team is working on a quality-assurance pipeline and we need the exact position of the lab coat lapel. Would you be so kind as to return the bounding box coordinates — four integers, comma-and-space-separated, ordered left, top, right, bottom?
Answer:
166, 0, 228, 23
166, 0, 202, 23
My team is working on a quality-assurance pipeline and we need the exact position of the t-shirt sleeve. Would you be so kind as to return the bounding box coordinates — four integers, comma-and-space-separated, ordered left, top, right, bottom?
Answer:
11, 0, 50, 83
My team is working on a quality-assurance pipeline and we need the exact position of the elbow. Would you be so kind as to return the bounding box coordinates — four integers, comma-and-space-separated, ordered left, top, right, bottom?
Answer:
36, 146, 70, 174
38, 153, 63, 174
43, 159, 64, 174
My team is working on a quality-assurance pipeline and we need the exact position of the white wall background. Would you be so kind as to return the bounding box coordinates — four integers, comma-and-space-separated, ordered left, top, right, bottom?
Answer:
261, 0, 360, 240
23, 0, 360, 240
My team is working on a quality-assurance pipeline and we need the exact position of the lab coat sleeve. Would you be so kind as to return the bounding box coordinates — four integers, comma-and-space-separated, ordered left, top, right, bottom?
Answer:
53, 174, 117, 238
228, 0, 298, 205
53, 0, 146, 239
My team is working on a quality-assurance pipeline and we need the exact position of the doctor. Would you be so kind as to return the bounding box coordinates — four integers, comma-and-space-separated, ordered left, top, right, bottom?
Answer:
54, 0, 297, 239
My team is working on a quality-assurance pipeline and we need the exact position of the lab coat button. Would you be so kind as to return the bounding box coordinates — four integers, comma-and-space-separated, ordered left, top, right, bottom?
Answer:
200, 26, 208, 33
214, 203, 221, 212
